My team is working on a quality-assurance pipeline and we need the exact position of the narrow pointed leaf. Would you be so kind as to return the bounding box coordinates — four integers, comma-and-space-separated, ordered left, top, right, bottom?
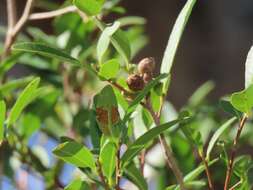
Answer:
206, 117, 237, 160
160, 0, 197, 94
7, 78, 40, 127
73, 0, 105, 16
125, 162, 148, 190
121, 117, 190, 168
12, 42, 80, 66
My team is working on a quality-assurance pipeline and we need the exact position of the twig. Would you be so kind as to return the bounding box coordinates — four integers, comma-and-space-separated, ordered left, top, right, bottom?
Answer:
139, 150, 145, 175
224, 114, 248, 190
116, 143, 122, 190
97, 161, 110, 190
198, 150, 214, 190
145, 99, 186, 190
29, 5, 77, 20
228, 180, 242, 190
2, 0, 35, 59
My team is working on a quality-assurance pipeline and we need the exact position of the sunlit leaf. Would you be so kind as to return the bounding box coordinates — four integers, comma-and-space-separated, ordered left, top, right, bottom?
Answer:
73, 0, 105, 16
160, 0, 197, 94
245, 46, 253, 88
53, 141, 96, 170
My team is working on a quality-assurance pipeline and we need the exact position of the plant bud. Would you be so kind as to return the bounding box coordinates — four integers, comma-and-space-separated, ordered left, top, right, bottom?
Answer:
126, 74, 145, 91
143, 72, 153, 83
138, 57, 155, 74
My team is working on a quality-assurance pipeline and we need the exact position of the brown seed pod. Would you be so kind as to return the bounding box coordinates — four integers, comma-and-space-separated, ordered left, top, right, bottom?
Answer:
143, 72, 153, 83
126, 74, 145, 91
137, 57, 155, 74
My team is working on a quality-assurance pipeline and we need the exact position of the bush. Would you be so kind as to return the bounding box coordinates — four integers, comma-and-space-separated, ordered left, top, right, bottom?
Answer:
0, 0, 253, 190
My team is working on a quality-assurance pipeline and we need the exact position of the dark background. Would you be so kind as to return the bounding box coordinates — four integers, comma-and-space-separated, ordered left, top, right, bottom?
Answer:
1, 0, 253, 107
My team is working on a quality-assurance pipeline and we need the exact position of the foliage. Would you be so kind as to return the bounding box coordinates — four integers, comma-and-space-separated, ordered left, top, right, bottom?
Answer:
0, 0, 253, 190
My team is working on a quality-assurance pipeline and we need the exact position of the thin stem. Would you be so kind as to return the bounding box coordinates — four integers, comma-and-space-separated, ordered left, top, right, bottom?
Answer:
198, 150, 214, 190
2, 0, 35, 59
116, 143, 122, 190
139, 150, 145, 175
145, 99, 186, 190
97, 161, 110, 190
224, 114, 248, 190
29, 5, 77, 20
228, 180, 242, 190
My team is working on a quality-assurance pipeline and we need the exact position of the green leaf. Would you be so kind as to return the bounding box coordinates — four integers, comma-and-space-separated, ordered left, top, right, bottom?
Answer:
167, 158, 218, 190
125, 73, 168, 120
7, 78, 40, 127
20, 113, 41, 140
117, 16, 146, 27
0, 76, 34, 96
125, 162, 148, 190
231, 84, 253, 114
97, 22, 120, 63
99, 141, 116, 181
99, 59, 120, 79
188, 81, 215, 108
94, 85, 118, 109
12, 42, 80, 66
53, 141, 96, 170
219, 100, 242, 118
64, 179, 89, 190
166, 180, 206, 190
73, 0, 105, 16
121, 117, 190, 168
160, 0, 197, 94
206, 117, 237, 160
0, 100, 6, 143
0, 53, 23, 76
245, 46, 253, 88
94, 18, 131, 66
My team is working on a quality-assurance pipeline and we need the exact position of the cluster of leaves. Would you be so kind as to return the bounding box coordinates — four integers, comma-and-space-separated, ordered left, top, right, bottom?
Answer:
0, 0, 253, 190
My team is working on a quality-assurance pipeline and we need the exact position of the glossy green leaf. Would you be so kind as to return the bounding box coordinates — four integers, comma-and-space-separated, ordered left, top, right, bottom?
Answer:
99, 59, 120, 79
206, 117, 237, 160
7, 78, 40, 127
125, 162, 148, 190
0, 76, 33, 96
53, 141, 96, 169
64, 179, 89, 190
97, 22, 120, 63
245, 46, 253, 88
12, 42, 80, 66
121, 117, 190, 168
231, 84, 253, 114
73, 0, 105, 16
160, 0, 197, 94
0, 100, 6, 143
99, 141, 116, 181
